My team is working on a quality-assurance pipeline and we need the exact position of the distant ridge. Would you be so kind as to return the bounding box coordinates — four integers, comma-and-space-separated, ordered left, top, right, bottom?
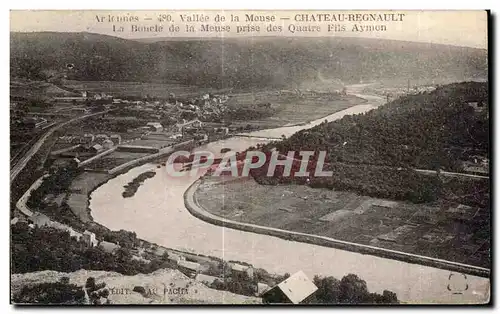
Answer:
132, 34, 488, 50
11, 31, 488, 89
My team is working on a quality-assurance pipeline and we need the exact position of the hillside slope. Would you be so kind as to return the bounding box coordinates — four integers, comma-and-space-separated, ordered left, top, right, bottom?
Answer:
11, 269, 261, 304
250, 82, 489, 206
272, 81, 489, 171
11, 32, 487, 89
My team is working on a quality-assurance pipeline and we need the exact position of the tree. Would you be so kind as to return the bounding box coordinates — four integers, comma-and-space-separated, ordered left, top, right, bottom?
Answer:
85, 277, 96, 290
59, 277, 70, 285
311, 275, 341, 303
115, 247, 132, 262
382, 290, 398, 303
13, 281, 85, 304
338, 274, 369, 304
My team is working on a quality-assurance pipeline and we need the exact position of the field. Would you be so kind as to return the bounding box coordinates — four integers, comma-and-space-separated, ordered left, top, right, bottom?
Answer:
226, 91, 364, 127
67, 172, 111, 222
85, 152, 151, 171
129, 138, 176, 149
195, 176, 490, 268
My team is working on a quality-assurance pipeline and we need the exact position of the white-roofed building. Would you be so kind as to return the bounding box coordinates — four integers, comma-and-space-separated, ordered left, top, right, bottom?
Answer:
257, 283, 271, 296
102, 139, 114, 150
175, 119, 203, 133
110, 134, 122, 145
98, 241, 120, 254
83, 133, 94, 144
178, 260, 201, 277
195, 274, 219, 286
147, 122, 163, 132
90, 143, 104, 153
82, 230, 98, 247
262, 271, 318, 304
228, 262, 254, 279
167, 252, 185, 263
94, 134, 109, 144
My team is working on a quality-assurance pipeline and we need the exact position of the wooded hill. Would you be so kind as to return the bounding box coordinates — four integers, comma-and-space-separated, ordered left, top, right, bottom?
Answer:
250, 82, 489, 206
11, 32, 487, 89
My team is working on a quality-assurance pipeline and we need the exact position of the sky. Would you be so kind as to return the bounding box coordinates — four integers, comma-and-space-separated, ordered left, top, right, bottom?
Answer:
10, 10, 488, 49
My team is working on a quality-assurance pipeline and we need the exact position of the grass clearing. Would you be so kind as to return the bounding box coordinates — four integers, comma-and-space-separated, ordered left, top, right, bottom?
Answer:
67, 172, 111, 222
227, 91, 364, 127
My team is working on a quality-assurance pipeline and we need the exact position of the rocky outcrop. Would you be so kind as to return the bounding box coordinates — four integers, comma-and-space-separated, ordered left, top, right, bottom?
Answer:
11, 269, 261, 304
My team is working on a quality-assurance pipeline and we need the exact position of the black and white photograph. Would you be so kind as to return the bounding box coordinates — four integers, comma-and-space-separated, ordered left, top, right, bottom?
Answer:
9, 9, 490, 305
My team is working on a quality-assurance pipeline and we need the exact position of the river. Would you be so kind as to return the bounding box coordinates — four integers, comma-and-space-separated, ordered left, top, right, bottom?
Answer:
89, 86, 489, 304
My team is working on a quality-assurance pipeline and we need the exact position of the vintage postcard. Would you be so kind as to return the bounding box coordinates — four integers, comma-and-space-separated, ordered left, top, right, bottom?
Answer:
10, 10, 490, 305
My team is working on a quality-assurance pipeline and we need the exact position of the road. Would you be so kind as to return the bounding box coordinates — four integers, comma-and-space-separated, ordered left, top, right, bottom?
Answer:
414, 168, 489, 180
10, 110, 114, 183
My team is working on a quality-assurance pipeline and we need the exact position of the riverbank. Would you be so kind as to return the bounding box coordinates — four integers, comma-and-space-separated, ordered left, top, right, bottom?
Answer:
186, 178, 489, 278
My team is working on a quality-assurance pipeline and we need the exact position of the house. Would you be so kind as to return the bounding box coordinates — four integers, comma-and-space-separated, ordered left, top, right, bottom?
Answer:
83, 133, 95, 144
110, 134, 122, 145
228, 262, 254, 279
176, 119, 204, 133
102, 139, 114, 150
463, 156, 489, 175
95, 134, 109, 145
82, 230, 98, 247
195, 274, 219, 286
98, 241, 120, 254
34, 118, 47, 128
215, 127, 229, 136
257, 283, 271, 296
70, 108, 90, 114
178, 260, 201, 278
90, 144, 104, 154
28, 213, 83, 240
72, 157, 81, 166
147, 122, 163, 132
193, 133, 208, 144
132, 255, 151, 264
29, 212, 51, 227
71, 136, 83, 144
468, 101, 486, 112
261, 271, 318, 304
167, 252, 185, 263
153, 246, 168, 257
169, 133, 183, 140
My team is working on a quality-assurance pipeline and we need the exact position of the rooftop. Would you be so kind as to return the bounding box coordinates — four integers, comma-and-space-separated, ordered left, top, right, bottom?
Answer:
178, 260, 201, 272
229, 262, 251, 272
276, 271, 318, 304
